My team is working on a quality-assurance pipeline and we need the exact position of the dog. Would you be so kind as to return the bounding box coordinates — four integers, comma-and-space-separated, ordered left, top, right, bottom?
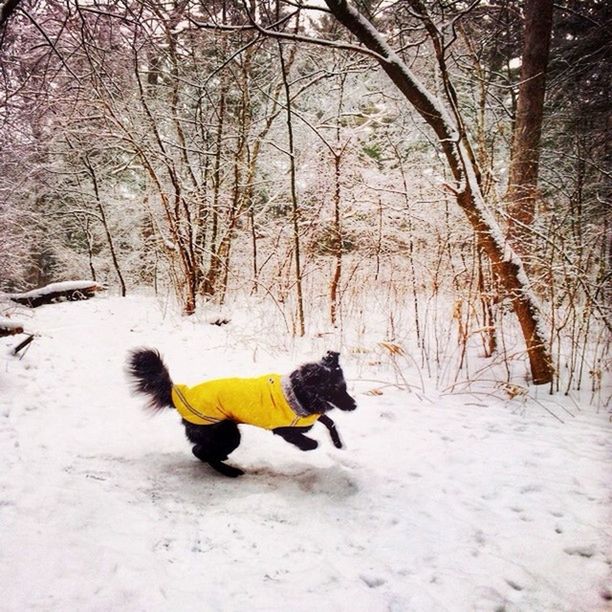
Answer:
127, 348, 357, 477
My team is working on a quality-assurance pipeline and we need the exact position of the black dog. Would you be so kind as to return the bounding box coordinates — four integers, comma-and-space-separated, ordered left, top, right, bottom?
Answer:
127, 348, 357, 477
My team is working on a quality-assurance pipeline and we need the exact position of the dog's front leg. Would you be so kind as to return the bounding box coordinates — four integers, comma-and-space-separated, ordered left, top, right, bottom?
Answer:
273, 427, 318, 451
318, 414, 343, 449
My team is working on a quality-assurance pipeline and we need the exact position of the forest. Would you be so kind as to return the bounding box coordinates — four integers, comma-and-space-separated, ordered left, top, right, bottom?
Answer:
1, 2, 611, 610
0, 1, 609, 393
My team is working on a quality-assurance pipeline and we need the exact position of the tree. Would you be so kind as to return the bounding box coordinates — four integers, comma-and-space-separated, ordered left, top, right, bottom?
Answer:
314, 0, 555, 384
505, 0, 555, 253
193, 0, 554, 382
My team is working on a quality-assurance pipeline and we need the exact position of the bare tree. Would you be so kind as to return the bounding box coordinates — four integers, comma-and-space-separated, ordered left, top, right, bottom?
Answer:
278, 39, 305, 336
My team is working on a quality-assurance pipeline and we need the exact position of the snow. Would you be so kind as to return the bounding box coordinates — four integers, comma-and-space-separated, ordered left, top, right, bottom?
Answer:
1, 294, 610, 611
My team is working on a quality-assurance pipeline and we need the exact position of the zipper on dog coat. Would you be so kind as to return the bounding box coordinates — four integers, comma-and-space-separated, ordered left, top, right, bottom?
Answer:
171, 374, 320, 430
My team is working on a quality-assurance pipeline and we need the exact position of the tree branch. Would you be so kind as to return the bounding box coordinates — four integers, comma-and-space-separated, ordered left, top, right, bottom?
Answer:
189, 6, 388, 63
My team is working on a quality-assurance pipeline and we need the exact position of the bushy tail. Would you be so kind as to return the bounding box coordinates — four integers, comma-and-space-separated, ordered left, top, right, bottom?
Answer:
126, 348, 173, 412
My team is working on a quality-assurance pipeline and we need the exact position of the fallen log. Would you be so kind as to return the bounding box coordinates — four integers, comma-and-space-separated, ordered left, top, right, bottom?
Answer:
5, 280, 104, 308
0, 316, 24, 337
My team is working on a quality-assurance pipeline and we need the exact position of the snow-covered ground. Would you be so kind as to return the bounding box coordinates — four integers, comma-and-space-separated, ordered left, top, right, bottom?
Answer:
0, 294, 610, 611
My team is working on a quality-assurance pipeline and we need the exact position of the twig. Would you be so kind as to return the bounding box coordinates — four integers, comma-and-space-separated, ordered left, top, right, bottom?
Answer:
13, 334, 34, 358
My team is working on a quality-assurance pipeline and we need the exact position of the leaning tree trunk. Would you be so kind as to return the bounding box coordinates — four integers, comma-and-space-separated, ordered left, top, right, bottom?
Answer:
505, 0, 554, 253
325, 0, 553, 384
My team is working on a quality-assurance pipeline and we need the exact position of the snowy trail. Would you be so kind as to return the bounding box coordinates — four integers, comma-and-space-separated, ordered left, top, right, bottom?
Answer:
0, 295, 610, 611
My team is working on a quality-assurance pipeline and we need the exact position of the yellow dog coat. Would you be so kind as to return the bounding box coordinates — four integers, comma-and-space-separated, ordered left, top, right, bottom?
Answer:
171, 374, 319, 430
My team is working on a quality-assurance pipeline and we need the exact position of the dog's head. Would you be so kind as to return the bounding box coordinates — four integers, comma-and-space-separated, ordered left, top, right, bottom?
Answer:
289, 351, 357, 415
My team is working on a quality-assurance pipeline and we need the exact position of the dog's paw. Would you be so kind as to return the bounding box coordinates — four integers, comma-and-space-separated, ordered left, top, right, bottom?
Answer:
219, 464, 245, 478
300, 438, 318, 451
209, 460, 245, 478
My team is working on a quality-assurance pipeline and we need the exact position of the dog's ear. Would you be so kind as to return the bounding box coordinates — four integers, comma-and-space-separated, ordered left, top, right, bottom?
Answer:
322, 351, 340, 367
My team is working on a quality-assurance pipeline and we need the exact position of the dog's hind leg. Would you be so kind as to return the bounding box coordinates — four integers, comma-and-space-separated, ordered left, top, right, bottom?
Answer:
184, 420, 245, 477
192, 445, 245, 478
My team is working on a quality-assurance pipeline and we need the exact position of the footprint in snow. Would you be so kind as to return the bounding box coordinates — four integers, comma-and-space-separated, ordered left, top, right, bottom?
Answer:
564, 544, 597, 558
334, 455, 361, 471
520, 483, 543, 494
295, 467, 359, 498
505, 578, 524, 591
192, 538, 212, 553
359, 574, 386, 588
153, 538, 172, 552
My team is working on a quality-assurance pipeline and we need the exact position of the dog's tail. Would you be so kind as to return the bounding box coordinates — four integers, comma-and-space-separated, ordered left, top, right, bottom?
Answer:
126, 348, 174, 412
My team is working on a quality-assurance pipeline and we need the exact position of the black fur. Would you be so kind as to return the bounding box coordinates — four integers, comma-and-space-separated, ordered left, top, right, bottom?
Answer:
126, 348, 172, 411
318, 414, 343, 448
188, 421, 244, 478
272, 425, 318, 450
126, 347, 357, 477
290, 351, 357, 415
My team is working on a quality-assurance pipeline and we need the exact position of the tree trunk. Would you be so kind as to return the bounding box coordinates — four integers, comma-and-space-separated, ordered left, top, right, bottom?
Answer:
330, 71, 347, 327
84, 158, 127, 297
279, 40, 305, 336
324, 0, 553, 384
505, 0, 554, 252
202, 82, 227, 297
330, 152, 342, 326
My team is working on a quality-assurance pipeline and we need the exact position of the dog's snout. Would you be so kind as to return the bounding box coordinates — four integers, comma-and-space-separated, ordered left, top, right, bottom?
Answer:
340, 396, 357, 411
